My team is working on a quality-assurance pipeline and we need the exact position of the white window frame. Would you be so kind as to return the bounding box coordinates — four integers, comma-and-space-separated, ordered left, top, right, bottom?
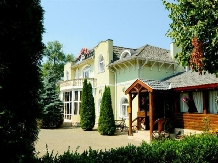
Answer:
120, 97, 129, 118
63, 91, 73, 121
98, 54, 105, 73
73, 90, 82, 115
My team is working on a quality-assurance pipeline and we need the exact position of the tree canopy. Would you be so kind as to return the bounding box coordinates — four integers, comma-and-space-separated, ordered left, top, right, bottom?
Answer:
42, 40, 74, 81
163, 0, 218, 75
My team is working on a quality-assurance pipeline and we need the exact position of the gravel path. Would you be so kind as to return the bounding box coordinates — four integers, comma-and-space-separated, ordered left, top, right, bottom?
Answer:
34, 127, 149, 157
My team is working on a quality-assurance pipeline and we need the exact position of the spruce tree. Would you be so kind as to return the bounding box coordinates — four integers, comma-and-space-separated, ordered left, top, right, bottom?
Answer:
40, 68, 64, 128
80, 79, 95, 130
0, 0, 44, 161
98, 86, 116, 135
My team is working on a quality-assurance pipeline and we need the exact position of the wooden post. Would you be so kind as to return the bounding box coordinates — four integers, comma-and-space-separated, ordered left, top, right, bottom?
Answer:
137, 92, 141, 130
149, 92, 153, 140
128, 93, 133, 136
203, 91, 207, 114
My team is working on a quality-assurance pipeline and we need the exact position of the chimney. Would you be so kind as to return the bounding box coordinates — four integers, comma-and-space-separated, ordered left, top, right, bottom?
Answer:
170, 42, 182, 60
185, 65, 190, 72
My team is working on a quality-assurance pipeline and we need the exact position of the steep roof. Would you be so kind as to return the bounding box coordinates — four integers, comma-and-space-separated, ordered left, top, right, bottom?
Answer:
162, 70, 218, 89
136, 45, 173, 62
109, 44, 176, 66
131, 70, 218, 91
112, 46, 137, 62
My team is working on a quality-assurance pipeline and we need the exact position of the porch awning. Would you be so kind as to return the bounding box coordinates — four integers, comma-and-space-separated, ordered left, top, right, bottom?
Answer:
125, 79, 170, 94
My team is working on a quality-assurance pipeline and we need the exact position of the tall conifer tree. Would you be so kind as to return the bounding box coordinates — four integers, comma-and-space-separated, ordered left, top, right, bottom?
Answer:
40, 68, 64, 128
80, 79, 95, 130
0, 0, 44, 161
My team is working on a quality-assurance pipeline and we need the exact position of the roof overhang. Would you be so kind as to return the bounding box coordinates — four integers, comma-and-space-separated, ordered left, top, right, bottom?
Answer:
173, 83, 218, 91
108, 57, 179, 72
71, 57, 94, 70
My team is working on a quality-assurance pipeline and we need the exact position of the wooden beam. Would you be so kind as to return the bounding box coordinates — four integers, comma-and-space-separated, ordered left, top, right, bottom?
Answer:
149, 92, 154, 141
138, 92, 140, 112
128, 93, 133, 136
133, 86, 139, 92
203, 91, 207, 114
138, 85, 143, 92
137, 92, 141, 130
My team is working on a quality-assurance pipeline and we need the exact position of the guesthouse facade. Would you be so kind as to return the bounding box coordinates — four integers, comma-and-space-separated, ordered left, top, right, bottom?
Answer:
59, 39, 218, 136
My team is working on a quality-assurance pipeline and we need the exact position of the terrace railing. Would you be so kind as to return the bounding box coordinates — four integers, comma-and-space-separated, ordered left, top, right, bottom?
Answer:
60, 78, 97, 88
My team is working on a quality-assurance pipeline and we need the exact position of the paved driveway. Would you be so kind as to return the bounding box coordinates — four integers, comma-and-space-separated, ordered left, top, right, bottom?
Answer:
34, 127, 148, 157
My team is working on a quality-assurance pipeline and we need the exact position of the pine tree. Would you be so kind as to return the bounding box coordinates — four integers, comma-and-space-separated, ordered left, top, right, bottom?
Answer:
40, 68, 64, 128
98, 86, 116, 135
0, 0, 44, 161
80, 79, 95, 130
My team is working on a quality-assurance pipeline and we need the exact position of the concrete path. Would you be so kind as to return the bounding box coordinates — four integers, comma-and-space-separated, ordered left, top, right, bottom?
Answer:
34, 127, 150, 157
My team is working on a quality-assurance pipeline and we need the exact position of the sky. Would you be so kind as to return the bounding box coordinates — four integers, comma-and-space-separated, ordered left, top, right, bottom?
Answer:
41, 0, 173, 57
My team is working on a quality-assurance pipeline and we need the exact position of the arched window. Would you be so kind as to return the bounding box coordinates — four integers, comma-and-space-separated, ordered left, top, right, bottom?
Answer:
120, 97, 129, 118
98, 54, 104, 73
83, 65, 90, 78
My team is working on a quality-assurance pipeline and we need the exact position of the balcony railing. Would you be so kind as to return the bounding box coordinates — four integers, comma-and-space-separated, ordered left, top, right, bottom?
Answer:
60, 78, 97, 88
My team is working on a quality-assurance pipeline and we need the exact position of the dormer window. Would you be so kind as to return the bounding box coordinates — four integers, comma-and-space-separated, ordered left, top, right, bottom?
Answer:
120, 50, 131, 59
98, 54, 104, 73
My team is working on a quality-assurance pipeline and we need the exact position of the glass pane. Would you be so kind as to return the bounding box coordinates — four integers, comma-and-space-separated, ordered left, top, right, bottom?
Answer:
124, 106, 128, 117
69, 91, 72, 102
122, 105, 125, 116
64, 92, 69, 101
75, 91, 78, 101
123, 98, 128, 104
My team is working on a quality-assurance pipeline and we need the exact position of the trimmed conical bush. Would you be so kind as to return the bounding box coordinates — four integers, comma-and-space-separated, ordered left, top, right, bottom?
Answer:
80, 79, 95, 130
98, 86, 116, 135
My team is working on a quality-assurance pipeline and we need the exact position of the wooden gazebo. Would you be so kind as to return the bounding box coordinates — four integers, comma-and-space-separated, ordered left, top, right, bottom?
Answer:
125, 79, 155, 140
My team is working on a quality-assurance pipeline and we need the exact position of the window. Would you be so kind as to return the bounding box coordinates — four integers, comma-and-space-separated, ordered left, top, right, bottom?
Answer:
120, 50, 131, 59
193, 91, 203, 113
74, 90, 82, 115
83, 66, 90, 78
98, 55, 104, 73
63, 91, 72, 120
120, 97, 129, 118
209, 91, 218, 113
180, 93, 189, 112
